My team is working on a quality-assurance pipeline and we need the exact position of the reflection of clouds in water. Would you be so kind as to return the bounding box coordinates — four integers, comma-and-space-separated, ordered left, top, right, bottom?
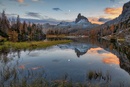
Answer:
28, 51, 40, 57
18, 62, 30, 69
28, 46, 61, 56
31, 66, 43, 70
12, 42, 130, 86
87, 48, 103, 54
45, 46, 61, 51
87, 47, 120, 65
102, 52, 120, 65
19, 63, 43, 70
28, 50, 49, 57
103, 55, 119, 65
28, 53, 40, 57
19, 65, 25, 69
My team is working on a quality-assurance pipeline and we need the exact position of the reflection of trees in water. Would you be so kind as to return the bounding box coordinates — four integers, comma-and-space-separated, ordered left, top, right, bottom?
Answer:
88, 38, 130, 74
0, 50, 19, 86
0, 49, 21, 64
0, 38, 129, 86
0, 62, 45, 87
0, 50, 45, 86
87, 70, 111, 84
47, 38, 70, 41
113, 42, 130, 74
0, 52, 11, 64
71, 38, 130, 74
101, 41, 130, 74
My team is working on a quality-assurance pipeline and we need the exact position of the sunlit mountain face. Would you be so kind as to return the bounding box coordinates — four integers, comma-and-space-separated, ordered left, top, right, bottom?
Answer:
0, 0, 129, 24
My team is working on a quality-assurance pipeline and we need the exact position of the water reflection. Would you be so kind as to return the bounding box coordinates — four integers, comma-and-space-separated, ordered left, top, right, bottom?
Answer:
103, 55, 120, 65
0, 38, 130, 86
75, 48, 87, 57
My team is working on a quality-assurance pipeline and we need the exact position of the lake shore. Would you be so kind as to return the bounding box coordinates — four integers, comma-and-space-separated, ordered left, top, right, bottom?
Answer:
46, 35, 89, 38
0, 40, 72, 51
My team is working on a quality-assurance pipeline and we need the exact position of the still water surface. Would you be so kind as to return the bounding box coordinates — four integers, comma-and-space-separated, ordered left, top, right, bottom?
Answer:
0, 38, 130, 86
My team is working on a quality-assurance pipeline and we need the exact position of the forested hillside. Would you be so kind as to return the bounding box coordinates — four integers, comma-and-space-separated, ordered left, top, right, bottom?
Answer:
0, 11, 46, 42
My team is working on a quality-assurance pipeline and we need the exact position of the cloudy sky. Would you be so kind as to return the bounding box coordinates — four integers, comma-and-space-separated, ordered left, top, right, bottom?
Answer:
0, 0, 129, 24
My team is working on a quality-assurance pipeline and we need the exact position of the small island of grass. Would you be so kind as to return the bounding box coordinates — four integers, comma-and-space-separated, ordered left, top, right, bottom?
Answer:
0, 40, 72, 51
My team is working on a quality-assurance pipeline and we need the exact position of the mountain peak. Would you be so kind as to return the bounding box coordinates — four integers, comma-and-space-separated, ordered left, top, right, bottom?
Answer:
56, 13, 98, 29
75, 13, 89, 23
77, 13, 81, 18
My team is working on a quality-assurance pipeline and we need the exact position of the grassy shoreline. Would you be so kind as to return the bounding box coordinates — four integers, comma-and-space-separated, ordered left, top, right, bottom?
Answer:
0, 40, 72, 51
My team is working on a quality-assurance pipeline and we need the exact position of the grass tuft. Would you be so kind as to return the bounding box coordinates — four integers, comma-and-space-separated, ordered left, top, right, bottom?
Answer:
0, 40, 72, 51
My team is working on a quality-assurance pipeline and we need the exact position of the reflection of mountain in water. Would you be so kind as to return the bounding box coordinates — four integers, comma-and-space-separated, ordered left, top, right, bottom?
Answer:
58, 42, 96, 57
75, 48, 88, 57
58, 38, 130, 75
88, 38, 130, 75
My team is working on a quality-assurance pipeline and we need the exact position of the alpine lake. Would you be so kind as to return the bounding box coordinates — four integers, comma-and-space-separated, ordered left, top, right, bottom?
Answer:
0, 38, 130, 87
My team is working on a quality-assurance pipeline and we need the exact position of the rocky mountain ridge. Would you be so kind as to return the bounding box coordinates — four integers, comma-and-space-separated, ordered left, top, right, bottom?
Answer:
88, 1, 130, 42
104, 1, 130, 26
57, 13, 98, 29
